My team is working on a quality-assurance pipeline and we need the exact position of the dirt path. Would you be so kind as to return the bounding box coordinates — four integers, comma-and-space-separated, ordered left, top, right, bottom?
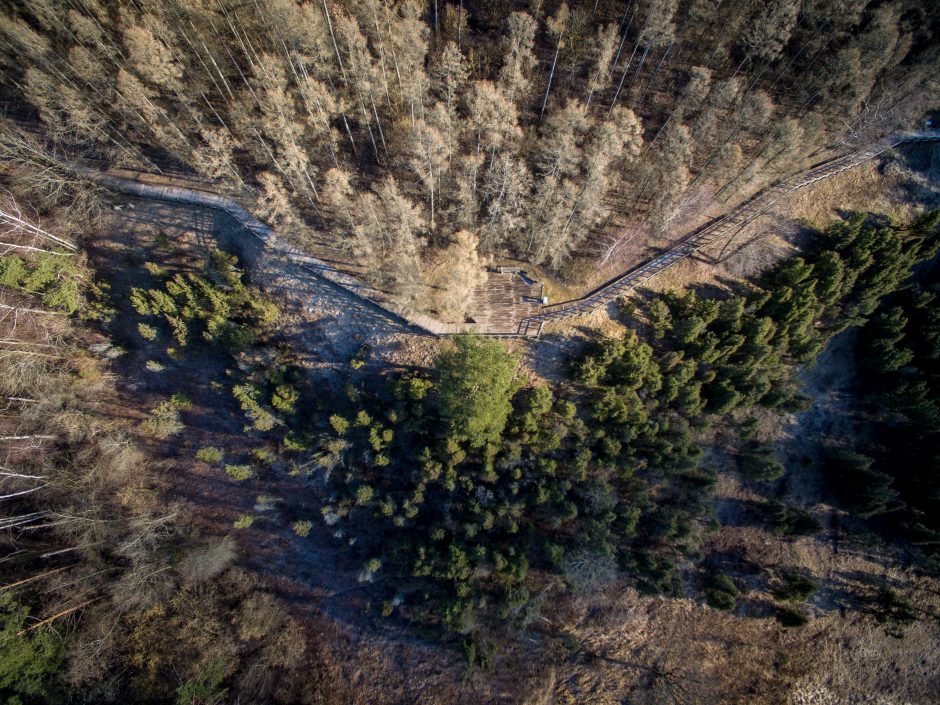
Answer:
80, 165, 547, 337
101, 195, 443, 376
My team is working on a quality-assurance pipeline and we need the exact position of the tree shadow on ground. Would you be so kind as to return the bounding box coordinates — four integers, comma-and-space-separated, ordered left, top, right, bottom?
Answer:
891, 141, 940, 210
524, 330, 595, 384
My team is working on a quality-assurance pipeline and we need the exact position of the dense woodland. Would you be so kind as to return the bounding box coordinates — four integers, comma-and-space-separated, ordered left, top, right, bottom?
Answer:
2, 2, 940, 704
312, 211, 940, 633
0, 0, 938, 317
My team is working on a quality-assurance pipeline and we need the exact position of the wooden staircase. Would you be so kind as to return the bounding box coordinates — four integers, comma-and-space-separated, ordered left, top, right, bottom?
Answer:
519, 129, 940, 329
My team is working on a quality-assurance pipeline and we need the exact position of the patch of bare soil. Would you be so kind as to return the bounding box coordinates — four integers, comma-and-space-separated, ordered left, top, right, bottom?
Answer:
99, 195, 443, 373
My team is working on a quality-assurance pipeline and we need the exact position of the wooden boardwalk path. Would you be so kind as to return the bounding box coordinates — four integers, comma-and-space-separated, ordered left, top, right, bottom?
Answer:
77, 129, 940, 338
519, 129, 940, 330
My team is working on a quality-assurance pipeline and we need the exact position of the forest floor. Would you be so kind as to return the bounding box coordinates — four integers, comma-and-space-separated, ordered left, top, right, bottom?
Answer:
82, 141, 940, 704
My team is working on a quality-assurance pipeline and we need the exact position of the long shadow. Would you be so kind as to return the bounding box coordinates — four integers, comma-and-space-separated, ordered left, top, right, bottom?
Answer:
269, 261, 430, 338
712, 498, 777, 530
701, 547, 765, 578
119, 197, 430, 342
892, 141, 940, 210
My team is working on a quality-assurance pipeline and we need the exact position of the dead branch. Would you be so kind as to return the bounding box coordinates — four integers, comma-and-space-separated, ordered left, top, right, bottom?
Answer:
16, 597, 99, 636
0, 482, 50, 499
0, 565, 70, 591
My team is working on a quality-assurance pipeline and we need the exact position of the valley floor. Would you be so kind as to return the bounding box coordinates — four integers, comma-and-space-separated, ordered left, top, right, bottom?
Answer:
85, 143, 940, 703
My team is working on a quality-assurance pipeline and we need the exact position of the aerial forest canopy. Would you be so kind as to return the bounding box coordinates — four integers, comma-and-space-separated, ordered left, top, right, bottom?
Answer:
314, 212, 940, 632
2, 2, 940, 703
0, 0, 937, 312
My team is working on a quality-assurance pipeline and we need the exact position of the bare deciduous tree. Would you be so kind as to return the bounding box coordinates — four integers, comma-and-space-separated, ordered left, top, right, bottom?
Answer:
585, 23, 619, 108
122, 16, 184, 94
432, 229, 487, 321
432, 41, 468, 116
498, 12, 538, 106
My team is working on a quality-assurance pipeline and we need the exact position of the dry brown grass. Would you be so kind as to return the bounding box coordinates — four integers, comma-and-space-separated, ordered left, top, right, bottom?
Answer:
787, 162, 905, 229
527, 262, 582, 305
525, 558, 940, 705
643, 254, 735, 294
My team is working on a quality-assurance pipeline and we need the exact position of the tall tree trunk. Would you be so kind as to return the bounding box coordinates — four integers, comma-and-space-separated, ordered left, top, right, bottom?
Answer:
341, 113, 359, 158
627, 43, 651, 100
321, 0, 349, 86
371, 93, 389, 161
368, 9, 394, 109
636, 43, 673, 107
612, 2, 638, 69
609, 40, 640, 115
540, 40, 563, 119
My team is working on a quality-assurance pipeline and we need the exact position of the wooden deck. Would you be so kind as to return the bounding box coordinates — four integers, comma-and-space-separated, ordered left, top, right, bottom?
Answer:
466, 270, 544, 335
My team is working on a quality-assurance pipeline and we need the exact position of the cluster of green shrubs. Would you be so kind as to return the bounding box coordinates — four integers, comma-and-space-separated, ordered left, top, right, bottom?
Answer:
757, 500, 822, 536
0, 243, 316, 705
771, 568, 818, 602
141, 398, 185, 438
573, 212, 940, 592
317, 335, 571, 629
0, 250, 113, 317
771, 568, 818, 627
702, 573, 740, 611
306, 212, 939, 632
0, 591, 63, 702
614, 211, 939, 423
232, 348, 301, 433
701, 566, 820, 626
131, 249, 305, 438
0, 251, 81, 313
108, 213, 936, 636
131, 249, 278, 353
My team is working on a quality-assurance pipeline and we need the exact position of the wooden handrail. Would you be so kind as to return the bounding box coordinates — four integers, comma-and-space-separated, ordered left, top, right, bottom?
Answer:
520, 129, 940, 326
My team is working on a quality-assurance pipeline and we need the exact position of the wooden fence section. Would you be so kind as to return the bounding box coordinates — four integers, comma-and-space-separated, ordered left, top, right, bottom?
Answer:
520, 129, 940, 328
76, 129, 939, 339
